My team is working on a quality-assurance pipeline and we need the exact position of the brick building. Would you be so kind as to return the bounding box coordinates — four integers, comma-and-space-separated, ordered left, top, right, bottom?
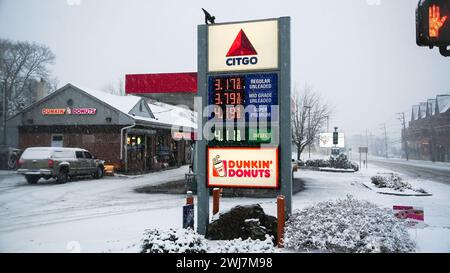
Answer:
6, 84, 195, 173
404, 94, 450, 162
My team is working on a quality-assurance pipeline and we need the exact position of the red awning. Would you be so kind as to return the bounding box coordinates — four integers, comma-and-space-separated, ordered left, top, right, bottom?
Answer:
125, 72, 197, 94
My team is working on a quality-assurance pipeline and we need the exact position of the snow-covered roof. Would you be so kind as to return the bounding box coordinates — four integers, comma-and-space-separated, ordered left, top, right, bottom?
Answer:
427, 99, 436, 116
75, 85, 142, 115
147, 101, 197, 129
418, 102, 427, 119
436, 94, 450, 114
411, 105, 419, 121
71, 84, 196, 129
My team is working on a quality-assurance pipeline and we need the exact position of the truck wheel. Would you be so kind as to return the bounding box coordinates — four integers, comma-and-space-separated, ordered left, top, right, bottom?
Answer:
57, 168, 69, 184
8, 154, 18, 170
94, 166, 104, 179
25, 175, 39, 184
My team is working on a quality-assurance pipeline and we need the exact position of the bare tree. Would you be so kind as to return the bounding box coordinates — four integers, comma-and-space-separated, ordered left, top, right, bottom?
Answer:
102, 78, 125, 96
0, 39, 56, 116
292, 85, 331, 160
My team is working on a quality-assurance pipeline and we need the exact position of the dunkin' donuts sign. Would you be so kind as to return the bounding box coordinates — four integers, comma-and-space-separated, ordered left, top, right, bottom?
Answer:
207, 147, 278, 188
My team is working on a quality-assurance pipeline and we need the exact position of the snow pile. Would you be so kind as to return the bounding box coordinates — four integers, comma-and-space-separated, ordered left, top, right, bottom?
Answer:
284, 196, 416, 253
140, 228, 207, 253
214, 235, 275, 253
371, 174, 428, 194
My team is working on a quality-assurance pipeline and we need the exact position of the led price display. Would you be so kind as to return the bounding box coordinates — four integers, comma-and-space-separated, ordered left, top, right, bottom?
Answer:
210, 75, 245, 121
208, 73, 278, 144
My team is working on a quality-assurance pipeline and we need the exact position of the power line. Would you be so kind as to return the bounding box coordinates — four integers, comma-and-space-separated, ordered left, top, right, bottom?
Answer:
379, 123, 388, 159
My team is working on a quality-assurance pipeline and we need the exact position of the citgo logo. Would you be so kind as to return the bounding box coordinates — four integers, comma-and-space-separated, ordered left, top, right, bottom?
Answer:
212, 155, 273, 179
225, 29, 258, 67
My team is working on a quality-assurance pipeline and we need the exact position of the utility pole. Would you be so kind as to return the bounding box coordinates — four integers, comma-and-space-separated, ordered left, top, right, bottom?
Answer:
380, 123, 388, 159
365, 129, 369, 148
397, 112, 409, 161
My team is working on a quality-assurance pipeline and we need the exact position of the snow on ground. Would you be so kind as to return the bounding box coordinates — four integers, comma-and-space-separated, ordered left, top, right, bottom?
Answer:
0, 160, 449, 253
0, 167, 189, 253
367, 155, 450, 172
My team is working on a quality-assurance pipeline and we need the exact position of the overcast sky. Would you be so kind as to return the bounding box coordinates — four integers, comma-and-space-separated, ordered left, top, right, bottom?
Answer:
1, 0, 449, 139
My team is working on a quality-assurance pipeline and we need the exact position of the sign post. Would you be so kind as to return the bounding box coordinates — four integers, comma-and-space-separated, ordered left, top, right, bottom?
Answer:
358, 147, 368, 168
196, 17, 291, 235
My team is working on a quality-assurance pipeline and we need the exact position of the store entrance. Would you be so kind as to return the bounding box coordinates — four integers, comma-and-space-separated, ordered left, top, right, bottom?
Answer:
126, 134, 145, 173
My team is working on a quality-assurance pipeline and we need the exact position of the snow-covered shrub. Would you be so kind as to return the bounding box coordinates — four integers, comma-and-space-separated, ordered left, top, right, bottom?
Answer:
214, 235, 275, 253
141, 228, 207, 253
306, 159, 331, 168
306, 155, 359, 171
371, 174, 428, 193
284, 195, 415, 253
371, 174, 411, 191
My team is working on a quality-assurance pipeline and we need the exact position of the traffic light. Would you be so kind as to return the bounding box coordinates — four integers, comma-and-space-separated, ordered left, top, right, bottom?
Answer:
333, 132, 338, 145
416, 0, 450, 56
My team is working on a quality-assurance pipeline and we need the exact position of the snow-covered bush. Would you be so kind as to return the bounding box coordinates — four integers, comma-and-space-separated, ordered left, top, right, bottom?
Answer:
306, 159, 331, 168
305, 155, 359, 171
284, 196, 415, 253
371, 174, 428, 193
371, 174, 411, 191
140, 228, 207, 253
214, 235, 275, 253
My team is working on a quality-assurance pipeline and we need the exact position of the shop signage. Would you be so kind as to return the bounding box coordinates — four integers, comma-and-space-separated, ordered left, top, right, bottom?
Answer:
172, 131, 195, 140
42, 108, 66, 115
319, 133, 345, 148
208, 19, 278, 72
207, 147, 278, 188
69, 108, 97, 115
197, 17, 290, 235
41, 107, 97, 116
393, 205, 425, 228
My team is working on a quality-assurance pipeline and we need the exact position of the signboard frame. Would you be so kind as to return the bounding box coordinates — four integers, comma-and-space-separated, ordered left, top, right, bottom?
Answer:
196, 17, 291, 235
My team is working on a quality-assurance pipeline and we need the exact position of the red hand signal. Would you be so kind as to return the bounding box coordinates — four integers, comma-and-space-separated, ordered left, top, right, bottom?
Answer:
429, 4, 448, 38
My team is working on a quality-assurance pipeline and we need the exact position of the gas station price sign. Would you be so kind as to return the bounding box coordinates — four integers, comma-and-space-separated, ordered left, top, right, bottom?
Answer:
209, 75, 245, 121
208, 73, 278, 144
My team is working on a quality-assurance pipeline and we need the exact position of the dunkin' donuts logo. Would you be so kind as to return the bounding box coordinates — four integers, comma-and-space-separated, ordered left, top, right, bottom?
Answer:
42, 107, 97, 115
212, 155, 273, 178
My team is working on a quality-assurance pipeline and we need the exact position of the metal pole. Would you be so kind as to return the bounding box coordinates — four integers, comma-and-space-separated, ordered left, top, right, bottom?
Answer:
196, 24, 209, 235
277, 195, 285, 248
279, 17, 292, 216
212, 188, 220, 215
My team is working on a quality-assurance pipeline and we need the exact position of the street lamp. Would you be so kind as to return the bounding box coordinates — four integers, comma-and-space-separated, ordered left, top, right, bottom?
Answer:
304, 105, 312, 159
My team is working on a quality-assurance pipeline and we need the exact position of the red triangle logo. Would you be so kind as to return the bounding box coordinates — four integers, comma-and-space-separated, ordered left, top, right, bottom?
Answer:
226, 29, 258, 57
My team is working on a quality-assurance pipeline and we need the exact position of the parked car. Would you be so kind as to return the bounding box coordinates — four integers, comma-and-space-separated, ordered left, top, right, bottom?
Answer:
17, 147, 105, 184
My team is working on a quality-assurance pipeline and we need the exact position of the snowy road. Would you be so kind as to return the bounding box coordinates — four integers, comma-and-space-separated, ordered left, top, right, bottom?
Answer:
0, 167, 190, 252
369, 158, 450, 184
0, 163, 449, 253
